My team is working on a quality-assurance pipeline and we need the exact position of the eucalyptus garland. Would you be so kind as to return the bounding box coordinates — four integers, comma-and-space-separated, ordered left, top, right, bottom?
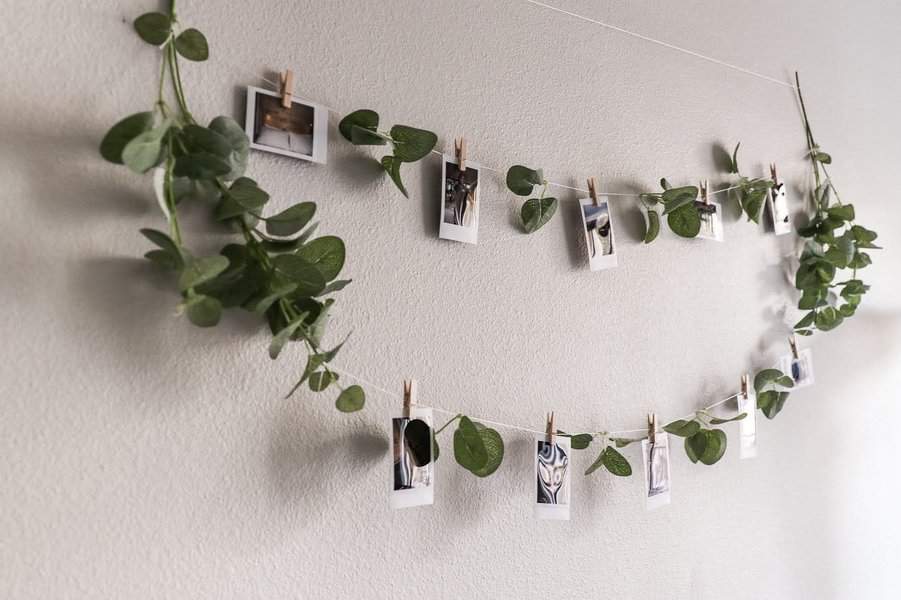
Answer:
101, 2, 364, 412
103, 5, 877, 481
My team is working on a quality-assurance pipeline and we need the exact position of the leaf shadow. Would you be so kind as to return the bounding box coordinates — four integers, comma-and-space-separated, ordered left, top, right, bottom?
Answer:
418, 151, 442, 237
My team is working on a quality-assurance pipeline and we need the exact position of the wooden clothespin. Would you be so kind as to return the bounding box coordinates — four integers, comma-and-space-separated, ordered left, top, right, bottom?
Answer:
700, 179, 710, 205
279, 69, 294, 108
770, 163, 779, 183
545, 412, 556, 445
788, 335, 799, 360
454, 137, 467, 172
587, 177, 599, 207
741, 373, 750, 400
402, 379, 417, 418
647, 413, 657, 445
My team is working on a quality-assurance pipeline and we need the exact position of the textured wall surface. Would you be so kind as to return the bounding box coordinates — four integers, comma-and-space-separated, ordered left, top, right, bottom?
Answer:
2, 1, 901, 598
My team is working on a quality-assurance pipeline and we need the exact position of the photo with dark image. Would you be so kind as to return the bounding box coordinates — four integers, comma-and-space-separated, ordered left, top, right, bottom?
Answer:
771, 182, 790, 230
536, 440, 570, 505
443, 161, 479, 227
392, 417, 432, 491
252, 92, 315, 156
582, 203, 613, 257
696, 200, 718, 238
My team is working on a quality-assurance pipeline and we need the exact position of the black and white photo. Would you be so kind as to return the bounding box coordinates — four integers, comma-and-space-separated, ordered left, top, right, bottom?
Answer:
244, 86, 328, 164
642, 433, 671, 509
439, 156, 480, 244
390, 407, 434, 509
534, 435, 571, 520
579, 197, 618, 270
768, 180, 791, 235
695, 200, 724, 242
780, 347, 815, 389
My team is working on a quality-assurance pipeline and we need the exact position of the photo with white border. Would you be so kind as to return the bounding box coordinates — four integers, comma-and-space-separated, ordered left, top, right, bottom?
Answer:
768, 180, 792, 235
695, 200, 724, 242
439, 155, 480, 244
244, 86, 328, 164
737, 390, 758, 459
534, 435, 571, 520
642, 433, 671, 510
389, 406, 434, 509
779, 347, 815, 389
579, 197, 618, 270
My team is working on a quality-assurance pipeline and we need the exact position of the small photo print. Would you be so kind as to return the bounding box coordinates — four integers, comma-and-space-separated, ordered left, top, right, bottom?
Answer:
534, 435, 571, 520
579, 197, 618, 271
244, 86, 328, 164
768, 181, 791, 235
779, 347, 815, 390
390, 406, 434, 509
642, 433, 671, 510
694, 200, 724, 242
737, 391, 758, 459
439, 155, 480, 244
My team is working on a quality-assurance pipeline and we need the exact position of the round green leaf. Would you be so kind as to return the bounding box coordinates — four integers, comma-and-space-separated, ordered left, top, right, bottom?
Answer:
267, 203, 316, 237
100, 112, 154, 164
272, 255, 327, 297
208, 116, 249, 180
309, 370, 336, 392
453, 416, 488, 472
338, 109, 382, 144
336, 384, 366, 412
228, 177, 270, 210
181, 124, 232, 159
469, 427, 504, 477
667, 203, 701, 238
122, 126, 167, 174
174, 28, 209, 61
179, 255, 230, 291
601, 446, 632, 477
570, 433, 593, 450
698, 429, 727, 465
753, 368, 784, 393
506, 165, 542, 196
685, 431, 706, 463
643, 209, 660, 243
297, 236, 345, 281
521, 197, 558, 233
185, 294, 222, 327
389, 125, 437, 162
134, 12, 171, 45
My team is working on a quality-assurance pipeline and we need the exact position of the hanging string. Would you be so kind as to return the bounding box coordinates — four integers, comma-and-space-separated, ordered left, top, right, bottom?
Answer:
522, 0, 797, 90
327, 363, 747, 439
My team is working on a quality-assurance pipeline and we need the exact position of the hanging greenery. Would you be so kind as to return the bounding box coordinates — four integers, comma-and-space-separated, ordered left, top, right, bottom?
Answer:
101, 2, 363, 411
505, 165, 559, 233
791, 73, 881, 335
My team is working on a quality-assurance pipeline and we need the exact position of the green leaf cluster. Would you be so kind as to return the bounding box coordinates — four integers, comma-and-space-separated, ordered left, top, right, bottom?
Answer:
792, 73, 881, 336
664, 409, 746, 466
722, 143, 775, 224
101, 6, 359, 411
451, 416, 505, 477
639, 179, 702, 240
338, 109, 437, 197
754, 368, 793, 419
505, 165, 558, 233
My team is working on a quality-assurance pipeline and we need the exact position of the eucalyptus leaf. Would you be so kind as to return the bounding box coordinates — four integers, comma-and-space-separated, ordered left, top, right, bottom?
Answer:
506, 165, 543, 196
601, 446, 632, 476
338, 109, 382, 144
667, 203, 701, 238
336, 385, 366, 412
268, 312, 309, 360
272, 255, 327, 296
134, 12, 171, 45
381, 155, 407, 197
453, 416, 488, 472
297, 236, 345, 281
100, 112, 154, 164
122, 125, 168, 174
183, 294, 222, 327
521, 197, 558, 233
710, 413, 747, 425
174, 28, 209, 61
390, 125, 437, 162
643, 209, 660, 243
179, 255, 230, 291
663, 419, 700, 437
309, 370, 337, 392
469, 426, 504, 477
208, 116, 249, 180
570, 433, 593, 450
698, 429, 727, 465
266, 203, 316, 237
174, 152, 232, 179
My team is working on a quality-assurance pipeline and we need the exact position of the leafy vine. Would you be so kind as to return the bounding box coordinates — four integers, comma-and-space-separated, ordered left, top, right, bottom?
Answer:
101, 2, 364, 411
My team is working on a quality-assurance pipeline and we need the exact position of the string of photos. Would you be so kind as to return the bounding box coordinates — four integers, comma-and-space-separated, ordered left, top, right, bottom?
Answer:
100, 2, 881, 516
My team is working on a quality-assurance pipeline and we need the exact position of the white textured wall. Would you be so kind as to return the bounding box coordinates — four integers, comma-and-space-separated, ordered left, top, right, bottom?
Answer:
2, 1, 901, 598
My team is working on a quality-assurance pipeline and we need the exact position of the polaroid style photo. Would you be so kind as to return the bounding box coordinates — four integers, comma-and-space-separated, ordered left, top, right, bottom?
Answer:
694, 200, 724, 241
244, 86, 328, 164
642, 433, 671, 510
779, 347, 815, 390
389, 406, 434, 509
737, 391, 758, 459
579, 197, 618, 271
534, 435, 571, 520
768, 180, 792, 235
439, 155, 480, 244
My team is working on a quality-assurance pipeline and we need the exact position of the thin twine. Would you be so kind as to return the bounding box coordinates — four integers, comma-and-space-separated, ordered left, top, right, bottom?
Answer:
328, 363, 749, 439
522, 0, 797, 90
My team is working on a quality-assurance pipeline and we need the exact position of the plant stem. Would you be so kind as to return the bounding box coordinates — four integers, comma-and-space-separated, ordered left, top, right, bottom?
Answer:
435, 414, 462, 435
